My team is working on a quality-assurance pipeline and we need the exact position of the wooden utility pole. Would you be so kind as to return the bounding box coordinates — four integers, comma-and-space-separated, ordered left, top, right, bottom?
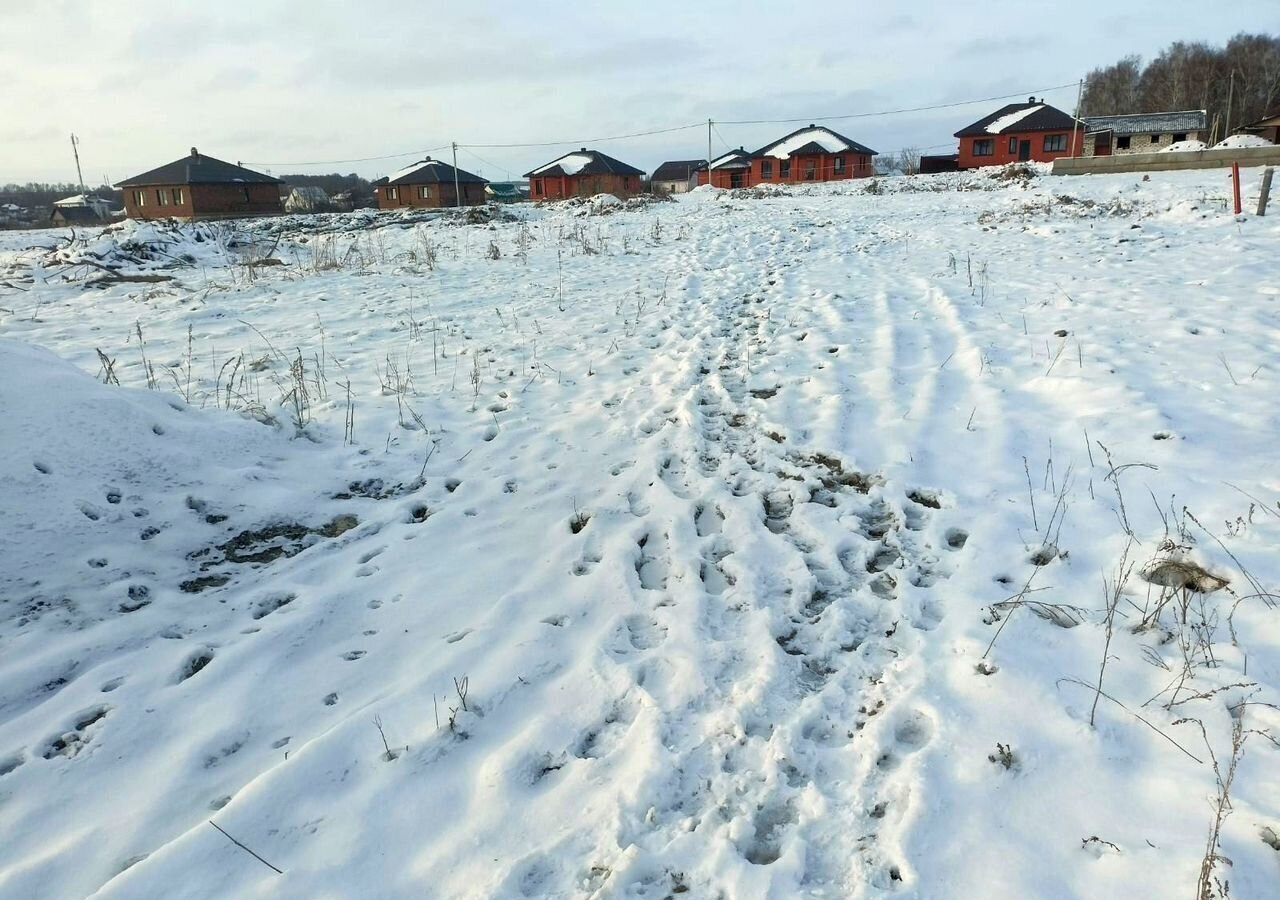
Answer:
707, 119, 713, 168
1225, 71, 1235, 138
451, 142, 462, 208
1071, 78, 1084, 157
1258, 167, 1274, 216
70, 134, 85, 194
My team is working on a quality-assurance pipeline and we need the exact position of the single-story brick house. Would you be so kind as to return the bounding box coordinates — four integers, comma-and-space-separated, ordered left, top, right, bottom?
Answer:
954, 98, 1084, 169
1081, 110, 1208, 155
651, 159, 706, 194
697, 125, 877, 187
525, 150, 644, 200
118, 149, 283, 221
373, 158, 487, 209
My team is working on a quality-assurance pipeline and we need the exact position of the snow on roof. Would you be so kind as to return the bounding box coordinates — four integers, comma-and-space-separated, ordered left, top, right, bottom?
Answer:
709, 151, 750, 169
986, 105, 1044, 134
764, 128, 851, 159
387, 159, 443, 183
532, 153, 594, 176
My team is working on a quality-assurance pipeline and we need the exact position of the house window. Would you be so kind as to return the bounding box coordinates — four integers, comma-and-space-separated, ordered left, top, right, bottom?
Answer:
173, 188, 184, 205
761, 160, 773, 179
534, 180, 544, 197
1172, 133, 1187, 142
418, 185, 433, 200
780, 159, 791, 178
1009, 137, 1018, 154
804, 159, 816, 180
1044, 134, 1067, 152
1150, 133, 1164, 143
833, 156, 845, 175
1116, 135, 1131, 150
242, 187, 251, 201
156, 189, 169, 206
388, 187, 398, 200
973, 139, 994, 157
133, 190, 145, 207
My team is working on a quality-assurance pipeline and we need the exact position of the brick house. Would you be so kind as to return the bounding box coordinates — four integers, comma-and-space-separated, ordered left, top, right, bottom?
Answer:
525, 149, 644, 200
954, 98, 1084, 169
1081, 110, 1208, 155
697, 125, 876, 187
118, 149, 283, 221
373, 158, 487, 209
650, 159, 706, 194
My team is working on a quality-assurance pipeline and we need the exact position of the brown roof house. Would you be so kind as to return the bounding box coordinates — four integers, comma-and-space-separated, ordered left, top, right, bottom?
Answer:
525, 150, 644, 200
119, 149, 283, 221
954, 99, 1084, 169
1241, 109, 1280, 145
651, 159, 706, 194
374, 158, 488, 209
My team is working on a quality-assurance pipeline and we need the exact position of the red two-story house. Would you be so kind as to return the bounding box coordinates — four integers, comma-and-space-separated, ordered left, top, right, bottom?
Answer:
955, 98, 1084, 169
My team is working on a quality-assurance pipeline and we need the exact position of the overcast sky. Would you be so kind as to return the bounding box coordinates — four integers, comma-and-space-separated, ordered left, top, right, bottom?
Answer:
3, 1, 1277, 185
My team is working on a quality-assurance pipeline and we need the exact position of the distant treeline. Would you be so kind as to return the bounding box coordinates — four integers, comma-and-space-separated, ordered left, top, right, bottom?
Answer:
1082, 33, 1280, 140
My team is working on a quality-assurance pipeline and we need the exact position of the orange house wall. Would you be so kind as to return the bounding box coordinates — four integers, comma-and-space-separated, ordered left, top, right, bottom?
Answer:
957, 130, 1084, 169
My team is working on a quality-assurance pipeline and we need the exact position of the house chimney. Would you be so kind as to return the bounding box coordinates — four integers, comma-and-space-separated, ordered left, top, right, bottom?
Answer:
190, 147, 199, 157
1028, 96, 1036, 104
580, 147, 587, 152
809, 123, 816, 128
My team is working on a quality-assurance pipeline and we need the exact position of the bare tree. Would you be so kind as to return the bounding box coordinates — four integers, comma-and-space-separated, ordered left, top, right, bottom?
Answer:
897, 147, 921, 176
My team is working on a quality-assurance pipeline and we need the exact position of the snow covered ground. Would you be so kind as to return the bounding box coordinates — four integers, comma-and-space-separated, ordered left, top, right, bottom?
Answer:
1, 165, 1278, 899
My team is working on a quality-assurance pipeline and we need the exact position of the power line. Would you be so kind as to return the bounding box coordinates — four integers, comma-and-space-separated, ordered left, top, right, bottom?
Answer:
461, 121, 704, 150
716, 81, 1079, 126
244, 144, 452, 169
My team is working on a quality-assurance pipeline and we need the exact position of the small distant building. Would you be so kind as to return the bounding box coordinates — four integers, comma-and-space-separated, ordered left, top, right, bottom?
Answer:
696, 126, 877, 187
955, 98, 1084, 169
651, 159, 706, 193
919, 154, 960, 174
285, 186, 330, 213
373, 158, 487, 209
53, 194, 113, 219
1081, 110, 1207, 156
331, 190, 356, 212
485, 181, 530, 203
50, 205, 106, 227
699, 148, 754, 189
525, 149, 644, 200
1240, 108, 1280, 145
118, 149, 283, 221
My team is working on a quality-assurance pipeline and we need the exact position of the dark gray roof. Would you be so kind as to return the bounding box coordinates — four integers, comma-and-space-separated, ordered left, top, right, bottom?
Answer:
524, 149, 644, 179
383, 158, 487, 186
752, 125, 877, 158
1082, 110, 1207, 135
955, 101, 1081, 137
651, 159, 706, 181
118, 149, 281, 187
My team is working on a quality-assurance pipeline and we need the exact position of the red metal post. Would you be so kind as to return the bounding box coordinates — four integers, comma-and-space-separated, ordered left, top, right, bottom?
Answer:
1232, 162, 1242, 215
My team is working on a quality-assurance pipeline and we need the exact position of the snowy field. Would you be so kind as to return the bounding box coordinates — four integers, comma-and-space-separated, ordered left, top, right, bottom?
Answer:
1, 166, 1278, 900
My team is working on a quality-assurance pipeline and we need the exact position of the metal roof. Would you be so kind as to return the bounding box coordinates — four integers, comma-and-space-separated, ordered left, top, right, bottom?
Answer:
523, 149, 644, 179
118, 149, 281, 187
651, 159, 707, 181
956, 101, 1081, 137
1082, 110, 1207, 135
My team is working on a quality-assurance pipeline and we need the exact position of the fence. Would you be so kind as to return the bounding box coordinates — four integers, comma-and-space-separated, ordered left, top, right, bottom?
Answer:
1052, 145, 1280, 176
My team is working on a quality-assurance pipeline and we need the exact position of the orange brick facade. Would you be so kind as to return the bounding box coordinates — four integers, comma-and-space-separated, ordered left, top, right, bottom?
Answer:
957, 130, 1083, 169
697, 152, 874, 188
529, 173, 642, 200
375, 182, 486, 209
123, 183, 282, 221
